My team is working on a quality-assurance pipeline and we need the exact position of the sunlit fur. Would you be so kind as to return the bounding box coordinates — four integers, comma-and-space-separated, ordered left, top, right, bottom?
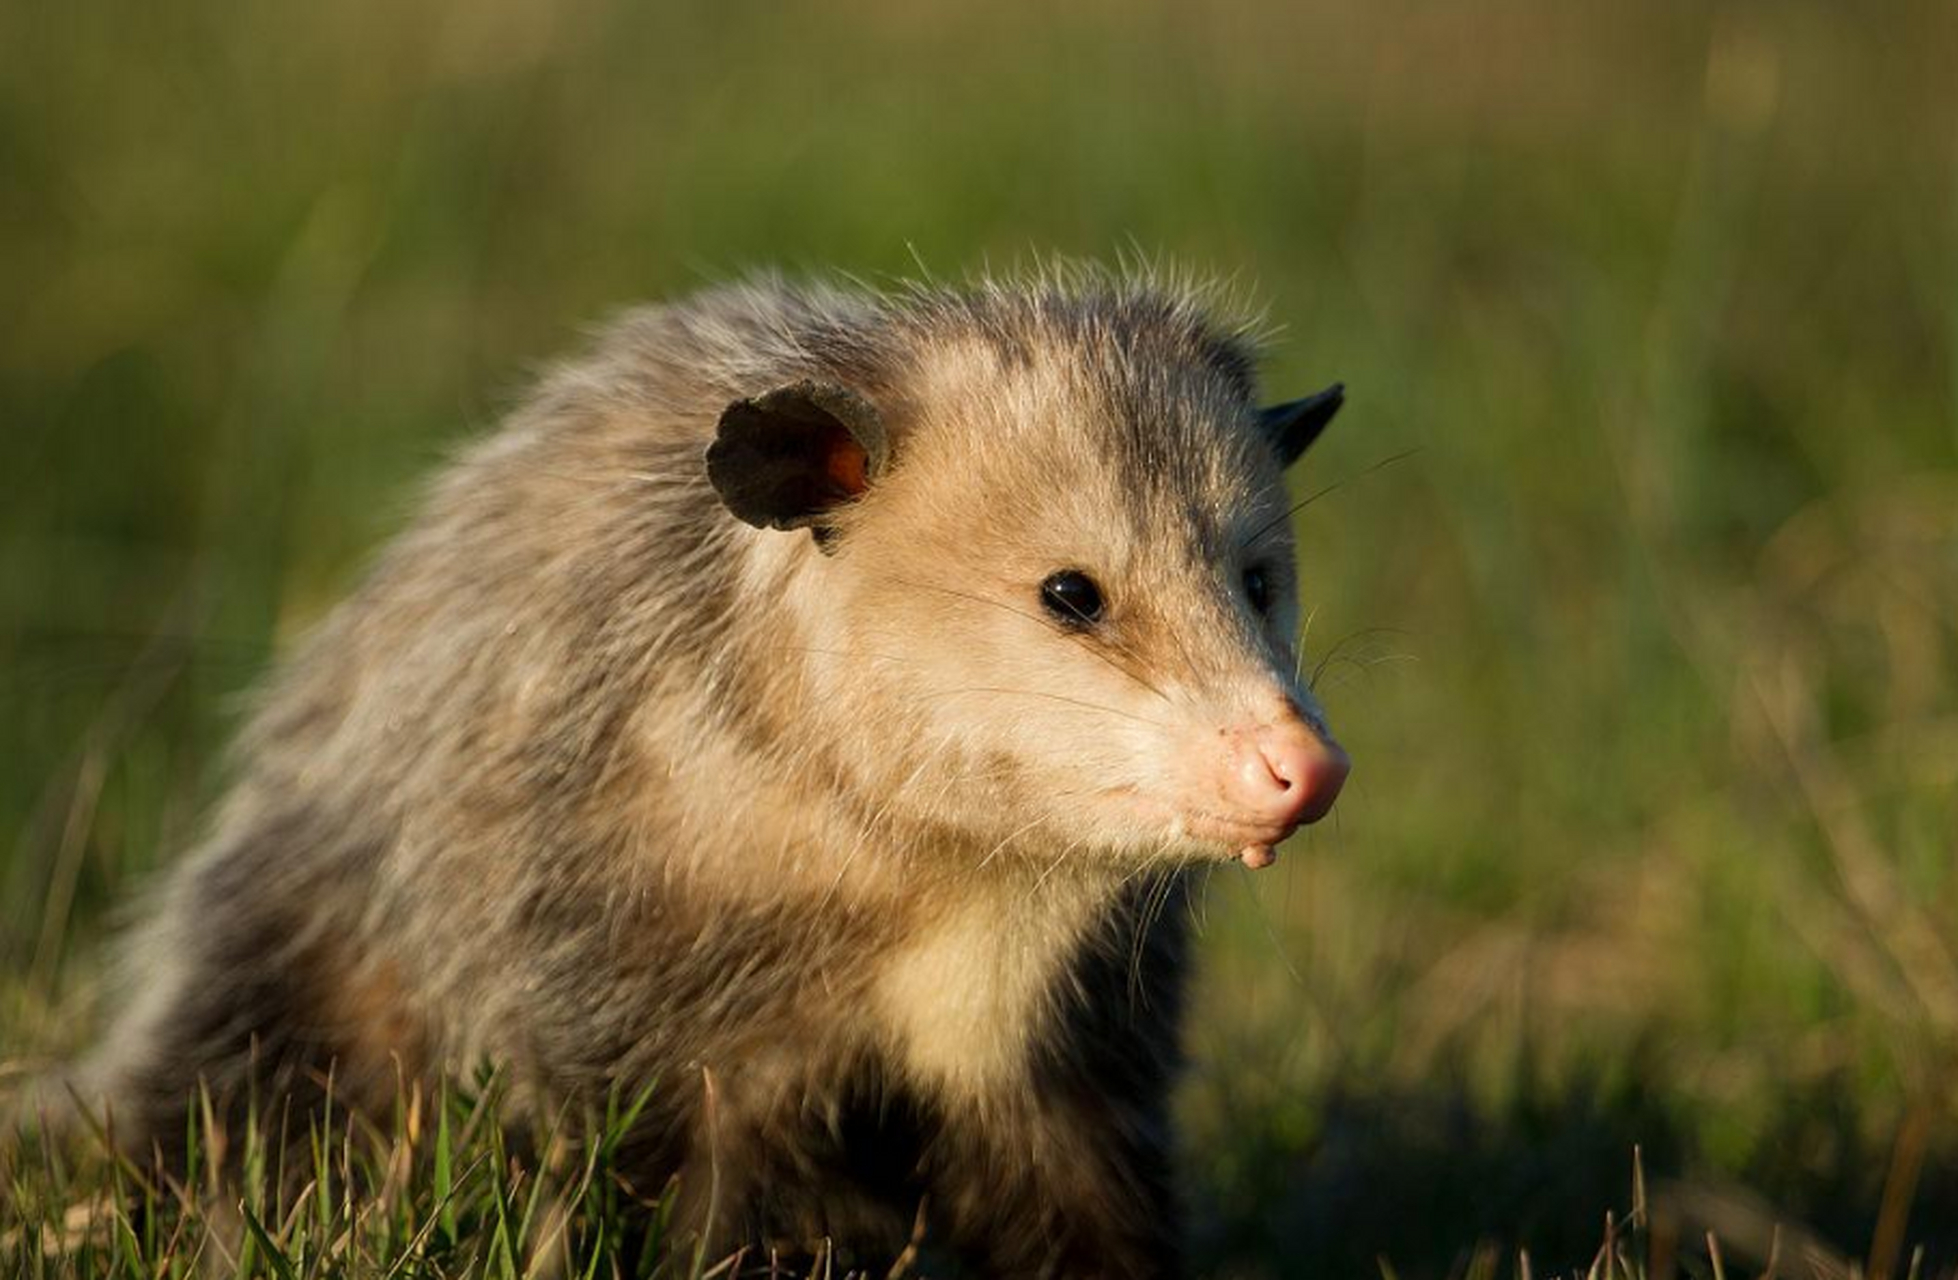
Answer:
75, 269, 1340, 1277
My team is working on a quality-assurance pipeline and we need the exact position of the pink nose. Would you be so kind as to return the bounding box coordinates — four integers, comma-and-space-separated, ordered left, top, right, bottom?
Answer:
1235, 723, 1351, 828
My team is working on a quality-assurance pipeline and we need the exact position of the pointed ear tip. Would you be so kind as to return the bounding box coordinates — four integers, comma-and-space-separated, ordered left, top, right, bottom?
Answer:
1265, 382, 1347, 420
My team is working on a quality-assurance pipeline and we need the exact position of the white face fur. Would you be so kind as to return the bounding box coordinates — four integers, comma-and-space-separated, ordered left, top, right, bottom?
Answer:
748, 332, 1350, 875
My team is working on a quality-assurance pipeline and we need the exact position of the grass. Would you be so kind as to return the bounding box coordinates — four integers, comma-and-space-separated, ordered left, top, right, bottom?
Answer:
0, 1076, 1719, 1279
5, 1071, 695, 1278
1, 1091, 1894, 1280
3, 0, 1956, 1274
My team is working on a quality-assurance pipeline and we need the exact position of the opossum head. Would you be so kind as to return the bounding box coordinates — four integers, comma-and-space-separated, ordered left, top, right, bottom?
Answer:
707, 287, 1350, 873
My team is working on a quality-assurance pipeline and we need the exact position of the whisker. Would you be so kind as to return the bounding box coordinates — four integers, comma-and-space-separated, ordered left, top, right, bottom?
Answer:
761, 643, 922, 667
887, 577, 1174, 704
1191, 863, 1219, 936
1023, 835, 1091, 905
763, 641, 1181, 719
1233, 859, 1311, 994
1309, 626, 1412, 691
816, 733, 956, 911
1294, 605, 1322, 683
1249, 448, 1421, 545
1127, 869, 1183, 1013
912, 686, 1167, 729
976, 813, 1056, 872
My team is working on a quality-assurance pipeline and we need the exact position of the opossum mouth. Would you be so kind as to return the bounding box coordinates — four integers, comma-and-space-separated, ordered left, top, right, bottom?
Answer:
1115, 792, 1299, 870
1189, 819, 1296, 870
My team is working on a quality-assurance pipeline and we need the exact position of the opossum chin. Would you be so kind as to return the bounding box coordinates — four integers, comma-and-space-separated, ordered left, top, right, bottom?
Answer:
1103, 791, 1304, 871
1174, 820, 1301, 871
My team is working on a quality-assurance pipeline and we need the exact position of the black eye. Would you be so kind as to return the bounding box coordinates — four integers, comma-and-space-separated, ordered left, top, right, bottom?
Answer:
1040, 570, 1105, 628
1243, 565, 1273, 614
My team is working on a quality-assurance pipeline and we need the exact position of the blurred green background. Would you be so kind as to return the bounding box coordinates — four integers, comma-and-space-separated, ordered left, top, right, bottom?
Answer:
3, 0, 1955, 1273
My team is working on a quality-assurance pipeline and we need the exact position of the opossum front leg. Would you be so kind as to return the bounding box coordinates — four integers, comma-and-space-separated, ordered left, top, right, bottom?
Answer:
930, 1093, 1184, 1279
652, 1063, 888, 1269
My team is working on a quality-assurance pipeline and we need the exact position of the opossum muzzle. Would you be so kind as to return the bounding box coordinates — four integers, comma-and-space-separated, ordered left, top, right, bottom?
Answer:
1201, 711, 1351, 869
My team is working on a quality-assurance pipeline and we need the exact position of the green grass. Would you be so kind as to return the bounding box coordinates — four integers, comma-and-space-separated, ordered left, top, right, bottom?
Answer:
0, 1084, 1877, 1279
4, 1071, 697, 1278
0, 1072, 1686, 1279
3, 0, 1956, 1274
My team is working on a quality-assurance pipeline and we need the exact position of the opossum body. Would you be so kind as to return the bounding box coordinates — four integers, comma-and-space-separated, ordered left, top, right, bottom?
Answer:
81, 271, 1350, 1277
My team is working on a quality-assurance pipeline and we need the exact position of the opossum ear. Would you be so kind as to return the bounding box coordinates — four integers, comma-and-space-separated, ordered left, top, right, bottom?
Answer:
1260, 383, 1345, 467
707, 381, 890, 535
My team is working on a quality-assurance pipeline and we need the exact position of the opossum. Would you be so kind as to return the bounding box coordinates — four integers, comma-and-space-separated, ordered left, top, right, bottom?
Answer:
74, 270, 1351, 1277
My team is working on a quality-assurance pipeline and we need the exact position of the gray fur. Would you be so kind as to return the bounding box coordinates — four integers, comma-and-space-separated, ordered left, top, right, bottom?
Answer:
71, 269, 1339, 1278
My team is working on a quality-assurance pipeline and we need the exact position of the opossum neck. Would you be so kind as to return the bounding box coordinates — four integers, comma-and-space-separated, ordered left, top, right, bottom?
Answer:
870, 860, 1115, 1103
648, 698, 1144, 1100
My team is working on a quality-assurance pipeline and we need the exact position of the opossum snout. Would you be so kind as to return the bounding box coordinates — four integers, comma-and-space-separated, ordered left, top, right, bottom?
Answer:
1213, 717, 1350, 869
1233, 721, 1350, 829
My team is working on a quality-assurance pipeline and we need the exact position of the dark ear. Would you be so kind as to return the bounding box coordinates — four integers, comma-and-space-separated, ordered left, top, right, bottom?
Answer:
1260, 382, 1345, 467
706, 381, 889, 533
